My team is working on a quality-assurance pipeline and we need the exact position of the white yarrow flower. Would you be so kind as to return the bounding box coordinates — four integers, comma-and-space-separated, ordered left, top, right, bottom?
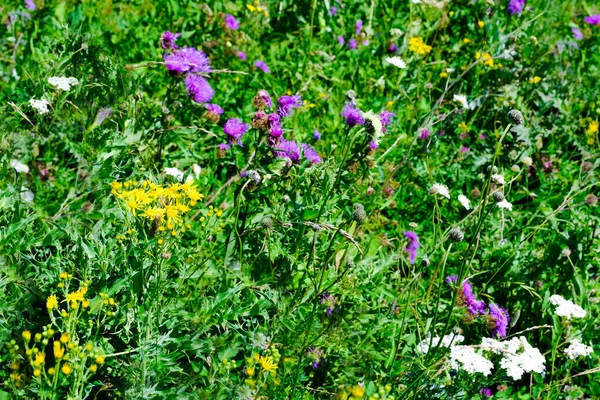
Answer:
10, 159, 30, 173
385, 56, 407, 69
458, 194, 470, 210
564, 339, 593, 360
29, 98, 50, 114
164, 167, 185, 182
416, 333, 464, 354
492, 174, 506, 185
48, 76, 79, 91
430, 183, 450, 199
549, 295, 586, 320
482, 336, 545, 380
390, 28, 403, 37
450, 346, 494, 376
453, 94, 469, 109
21, 186, 34, 203
497, 199, 513, 211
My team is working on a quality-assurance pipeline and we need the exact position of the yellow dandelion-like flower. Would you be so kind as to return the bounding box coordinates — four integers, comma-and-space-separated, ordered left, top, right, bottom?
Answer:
54, 342, 65, 359
67, 287, 88, 303
529, 76, 541, 84
22, 331, 31, 342
587, 121, 599, 135
47, 294, 58, 310
60, 332, 70, 344
61, 363, 72, 375
90, 364, 98, 373
259, 355, 278, 373
33, 352, 45, 367
33, 369, 41, 377
478, 20, 485, 28
408, 37, 432, 55
476, 52, 494, 67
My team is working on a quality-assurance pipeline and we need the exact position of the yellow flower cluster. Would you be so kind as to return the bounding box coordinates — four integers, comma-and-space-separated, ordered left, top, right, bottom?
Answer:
111, 180, 204, 236
586, 121, 598, 145
475, 52, 494, 67
335, 383, 366, 400
408, 37, 432, 55
247, 0, 268, 16
529, 76, 542, 84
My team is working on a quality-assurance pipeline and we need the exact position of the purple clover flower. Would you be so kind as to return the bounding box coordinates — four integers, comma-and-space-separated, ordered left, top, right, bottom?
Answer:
185, 75, 214, 103
355, 20, 363, 35
313, 130, 321, 140
161, 31, 181, 50
489, 303, 510, 338
388, 43, 398, 52
329, 6, 337, 16
349, 38, 357, 49
403, 231, 420, 264
254, 60, 271, 73
460, 146, 470, 153
572, 28, 583, 40
419, 129, 431, 140
25, 0, 36, 10
461, 281, 486, 315
338, 36, 345, 45
237, 51, 247, 60
223, 118, 249, 146
508, 0, 526, 15
301, 143, 321, 164
445, 275, 458, 284
224, 14, 240, 30
205, 103, 223, 115
277, 95, 302, 117
165, 48, 212, 74
274, 139, 301, 163
92, 107, 113, 128
362, 39, 370, 46
379, 110, 395, 132
340, 103, 364, 126
584, 14, 600, 25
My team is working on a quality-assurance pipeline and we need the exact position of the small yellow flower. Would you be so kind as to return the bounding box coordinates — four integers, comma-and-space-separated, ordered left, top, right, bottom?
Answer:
54, 342, 65, 359
85, 343, 94, 352
478, 20, 485, 28
352, 384, 365, 397
96, 356, 106, 364
246, 366, 255, 376
61, 363, 72, 375
440, 71, 448, 78
259, 355, 278, 373
449, 11, 454, 17
60, 332, 70, 344
47, 294, 58, 310
22, 331, 31, 343
34, 333, 42, 342
529, 76, 541, 84
48, 367, 55, 375
408, 37, 432, 55
90, 364, 98, 373
33, 352, 45, 367
587, 121, 599, 135
458, 121, 469, 132
33, 369, 41, 377
463, 38, 472, 44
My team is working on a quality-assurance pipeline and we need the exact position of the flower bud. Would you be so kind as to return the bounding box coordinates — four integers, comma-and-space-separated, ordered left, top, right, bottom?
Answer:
353, 203, 367, 224
449, 228, 464, 242
507, 109, 524, 125
492, 191, 505, 202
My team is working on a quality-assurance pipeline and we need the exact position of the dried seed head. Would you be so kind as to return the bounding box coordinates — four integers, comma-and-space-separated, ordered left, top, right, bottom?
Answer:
581, 161, 593, 173
204, 110, 220, 124
449, 228, 465, 242
585, 194, 597, 206
471, 187, 481, 199
492, 191, 505, 202
353, 203, 367, 224
507, 109, 524, 125
260, 215, 274, 229
366, 187, 375, 196
252, 111, 269, 130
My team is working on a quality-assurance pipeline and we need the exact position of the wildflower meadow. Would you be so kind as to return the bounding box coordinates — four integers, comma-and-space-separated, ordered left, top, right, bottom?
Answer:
2, 0, 600, 399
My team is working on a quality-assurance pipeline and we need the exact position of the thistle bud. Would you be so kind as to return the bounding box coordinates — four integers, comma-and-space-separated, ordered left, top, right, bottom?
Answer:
260, 216, 273, 229
507, 109, 524, 125
353, 203, 367, 224
449, 228, 464, 242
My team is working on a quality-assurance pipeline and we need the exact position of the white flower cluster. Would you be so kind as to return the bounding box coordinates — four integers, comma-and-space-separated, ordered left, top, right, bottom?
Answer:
416, 333, 464, 354
430, 183, 450, 199
29, 98, 50, 114
165, 164, 202, 183
385, 56, 407, 69
492, 174, 506, 185
481, 336, 546, 380
48, 76, 79, 91
564, 339, 593, 360
549, 295, 586, 320
10, 159, 30, 173
453, 94, 469, 109
450, 346, 494, 376
497, 199, 513, 211
457, 194, 470, 210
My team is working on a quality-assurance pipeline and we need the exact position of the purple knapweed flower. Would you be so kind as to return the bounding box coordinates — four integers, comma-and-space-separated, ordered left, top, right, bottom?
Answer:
257, 89, 273, 109
254, 60, 270, 73
329, 6, 337, 16
480, 388, 492, 398
338, 35, 345, 45
320, 293, 338, 317
313, 130, 321, 140
584, 14, 600, 26
572, 28, 583, 40
25, 0, 36, 11
388, 43, 398, 52
419, 129, 430, 140
489, 303, 510, 338
275, 139, 301, 163
277, 95, 302, 117
165, 47, 211, 74
161, 31, 181, 50
301, 143, 322, 164
224, 14, 240, 30
348, 38, 357, 49
223, 118, 249, 146
355, 20, 363, 35
461, 281, 486, 315
369, 140, 378, 151
185, 75, 214, 103
445, 275, 458, 284
508, 0, 526, 15
340, 104, 364, 126
379, 110, 395, 132
218, 143, 231, 150
205, 103, 223, 115
237, 51, 247, 60
403, 231, 420, 264
268, 113, 283, 137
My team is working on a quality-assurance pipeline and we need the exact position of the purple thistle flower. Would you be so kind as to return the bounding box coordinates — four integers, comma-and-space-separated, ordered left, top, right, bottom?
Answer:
329, 6, 337, 16
223, 118, 249, 146
445, 275, 458, 284
480, 388, 492, 398
349, 38, 357, 49
419, 129, 430, 140
340, 103, 364, 126
379, 110, 395, 132
388, 43, 398, 52
403, 231, 420, 264
461, 281, 486, 315
224, 14, 240, 30
160, 31, 181, 50
164, 47, 211, 74
218, 143, 231, 150
301, 143, 322, 164
508, 0, 526, 15
369, 140, 378, 151
185, 75, 214, 103
277, 95, 302, 117
205, 103, 223, 115
254, 60, 270, 73
268, 113, 283, 137
489, 303, 510, 338
355, 20, 363, 35
275, 139, 301, 163
584, 14, 600, 25
313, 130, 321, 140
237, 51, 247, 60
257, 90, 273, 109
572, 28, 583, 40
338, 35, 345, 45
24, 0, 36, 10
